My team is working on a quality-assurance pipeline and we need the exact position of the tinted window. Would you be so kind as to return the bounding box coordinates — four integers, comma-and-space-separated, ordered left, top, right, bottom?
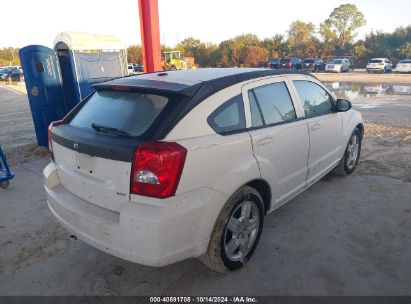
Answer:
304, 59, 314, 63
249, 82, 296, 126
280, 59, 290, 63
400, 60, 411, 63
293, 80, 333, 116
269, 58, 280, 63
330, 60, 343, 64
208, 95, 245, 133
370, 59, 383, 63
70, 90, 169, 136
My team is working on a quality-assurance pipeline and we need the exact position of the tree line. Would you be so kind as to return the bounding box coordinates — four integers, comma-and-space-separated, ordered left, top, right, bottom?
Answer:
128, 4, 411, 68
0, 47, 20, 66
1, 4, 410, 68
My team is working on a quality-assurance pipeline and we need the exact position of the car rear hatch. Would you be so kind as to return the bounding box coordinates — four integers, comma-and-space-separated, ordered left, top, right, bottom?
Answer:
303, 60, 315, 69
280, 59, 291, 68
50, 88, 182, 212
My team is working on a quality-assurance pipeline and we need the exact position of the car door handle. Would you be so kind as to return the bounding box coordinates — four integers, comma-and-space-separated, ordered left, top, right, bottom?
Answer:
311, 123, 321, 130
256, 136, 276, 146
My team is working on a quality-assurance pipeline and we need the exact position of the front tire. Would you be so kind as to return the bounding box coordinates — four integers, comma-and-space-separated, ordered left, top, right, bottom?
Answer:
201, 186, 264, 272
334, 128, 362, 175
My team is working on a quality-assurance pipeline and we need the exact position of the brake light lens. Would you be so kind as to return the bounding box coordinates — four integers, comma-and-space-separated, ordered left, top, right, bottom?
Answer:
48, 120, 64, 162
288, 62, 292, 67
131, 141, 187, 199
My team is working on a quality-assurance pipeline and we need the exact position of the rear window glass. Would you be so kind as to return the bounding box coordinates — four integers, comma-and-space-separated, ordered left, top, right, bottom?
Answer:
280, 59, 290, 63
370, 59, 383, 63
69, 90, 168, 137
400, 60, 411, 63
304, 59, 314, 63
269, 58, 280, 63
330, 60, 343, 64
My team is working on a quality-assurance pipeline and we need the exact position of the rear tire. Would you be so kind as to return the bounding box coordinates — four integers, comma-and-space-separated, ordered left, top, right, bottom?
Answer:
334, 128, 362, 176
201, 186, 264, 273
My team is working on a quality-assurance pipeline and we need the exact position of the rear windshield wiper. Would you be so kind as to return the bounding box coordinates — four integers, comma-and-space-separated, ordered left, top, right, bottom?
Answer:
91, 123, 132, 137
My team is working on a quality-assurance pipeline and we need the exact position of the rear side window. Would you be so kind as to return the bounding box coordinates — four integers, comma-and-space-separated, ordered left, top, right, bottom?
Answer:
208, 95, 245, 134
293, 80, 333, 116
69, 90, 168, 136
249, 82, 297, 126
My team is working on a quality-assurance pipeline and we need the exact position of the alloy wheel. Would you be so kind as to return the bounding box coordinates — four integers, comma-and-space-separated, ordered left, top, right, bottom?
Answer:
224, 201, 260, 262
346, 134, 359, 170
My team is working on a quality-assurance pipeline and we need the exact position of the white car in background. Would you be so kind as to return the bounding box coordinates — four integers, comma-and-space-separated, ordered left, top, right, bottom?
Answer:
364, 84, 389, 95
44, 69, 363, 272
395, 59, 411, 73
392, 85, 411, 95
127, 64, 134, 75
325, 59, 350, 73
366, 58, 393, 73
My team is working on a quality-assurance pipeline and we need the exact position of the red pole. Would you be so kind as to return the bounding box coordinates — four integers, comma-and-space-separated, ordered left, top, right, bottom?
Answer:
138, 0, 162, 72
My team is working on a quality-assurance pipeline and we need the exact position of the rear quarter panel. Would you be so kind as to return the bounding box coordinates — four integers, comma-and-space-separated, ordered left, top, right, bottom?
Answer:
165, 82, 260, 197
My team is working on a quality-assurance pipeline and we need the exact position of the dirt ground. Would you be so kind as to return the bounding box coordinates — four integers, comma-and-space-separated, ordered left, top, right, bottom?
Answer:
349, 95, 411, 183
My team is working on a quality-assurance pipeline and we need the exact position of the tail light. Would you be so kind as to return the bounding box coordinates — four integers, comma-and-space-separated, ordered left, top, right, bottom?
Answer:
131, 141, 187, 199
48, 120, 64, 162
288, 62, 292, 67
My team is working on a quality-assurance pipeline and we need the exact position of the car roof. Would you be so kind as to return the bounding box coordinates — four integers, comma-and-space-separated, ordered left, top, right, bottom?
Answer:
94, 68, 315, 97
91, 68, 319, 140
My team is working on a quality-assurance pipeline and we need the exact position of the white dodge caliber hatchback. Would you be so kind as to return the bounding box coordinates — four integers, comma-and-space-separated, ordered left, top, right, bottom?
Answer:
44, 68, 363, 272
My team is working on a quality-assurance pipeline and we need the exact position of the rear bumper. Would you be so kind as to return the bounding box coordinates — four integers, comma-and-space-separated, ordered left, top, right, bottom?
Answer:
395, 67, 411, 73
302, 67, 316, 71
367, 67, 384, 71
325, 67, 341, 72
43, 162, 228, 267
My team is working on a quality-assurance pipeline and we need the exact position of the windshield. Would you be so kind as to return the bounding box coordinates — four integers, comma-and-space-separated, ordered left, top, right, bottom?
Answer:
400, 60, 411, 64
370, 59, 383, 63
70, 90, 169, 137
330, 60, 343, 64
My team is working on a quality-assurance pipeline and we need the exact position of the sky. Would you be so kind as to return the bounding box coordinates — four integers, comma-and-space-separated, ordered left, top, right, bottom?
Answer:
1, 0, 410, 48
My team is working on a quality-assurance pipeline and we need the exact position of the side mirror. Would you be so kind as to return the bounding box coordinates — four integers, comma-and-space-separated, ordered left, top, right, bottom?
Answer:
335, 99, 352, 112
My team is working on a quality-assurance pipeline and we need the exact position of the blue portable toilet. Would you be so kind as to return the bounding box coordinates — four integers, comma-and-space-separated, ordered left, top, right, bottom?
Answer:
19, 32, 128, 147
